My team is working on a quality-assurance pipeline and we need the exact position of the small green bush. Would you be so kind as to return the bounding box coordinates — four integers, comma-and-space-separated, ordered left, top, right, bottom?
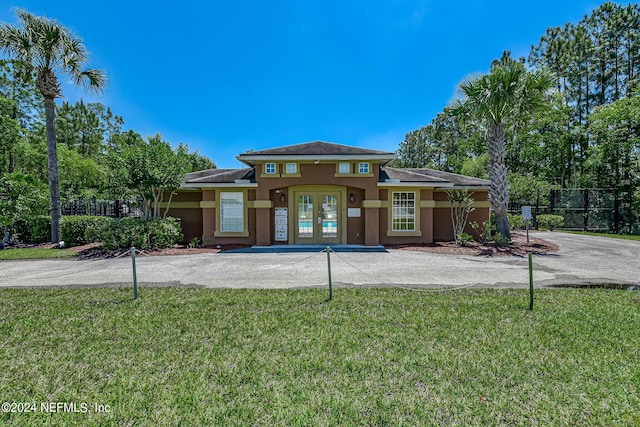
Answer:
456, 232, 475, 247
508, 214, 526, 230
89, 217, 183, 250
188, 236, 201, 248
61, 216, 114, 247
536, 214, 564, 231
493, 232, 511, 246
470, 220, 491, 244
148, 217, 184, 249
14, 216, 51, 243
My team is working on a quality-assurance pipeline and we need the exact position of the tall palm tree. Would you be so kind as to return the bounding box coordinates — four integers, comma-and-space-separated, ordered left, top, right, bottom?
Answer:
0, 10, 106, 242
456, 52, 553, 238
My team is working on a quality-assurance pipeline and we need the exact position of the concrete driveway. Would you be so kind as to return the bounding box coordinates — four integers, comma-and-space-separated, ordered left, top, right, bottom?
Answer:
1, 231, 638, 289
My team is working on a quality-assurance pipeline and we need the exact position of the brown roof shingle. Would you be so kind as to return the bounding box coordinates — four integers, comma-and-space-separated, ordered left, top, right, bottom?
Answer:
182, 168, 255, 184
381, 167, 490, 187
238, 141, 395, 157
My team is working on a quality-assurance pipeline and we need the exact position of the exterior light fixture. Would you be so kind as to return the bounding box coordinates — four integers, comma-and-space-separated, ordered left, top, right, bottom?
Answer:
350, 193, 356, 203
280, 193, 286, 203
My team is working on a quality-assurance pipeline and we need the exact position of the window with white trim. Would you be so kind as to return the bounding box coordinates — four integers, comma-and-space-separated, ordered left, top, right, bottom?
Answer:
391, 192, 415, 231
285, 163, 297, 174
220, 192, 244, 232
265, 163, 276, 174
338, 162, 350, 174
358, 162, 369, 174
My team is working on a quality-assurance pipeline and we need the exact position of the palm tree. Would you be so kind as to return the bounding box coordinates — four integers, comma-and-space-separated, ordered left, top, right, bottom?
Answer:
455, 52, 553, 239
0, 10, 106, 242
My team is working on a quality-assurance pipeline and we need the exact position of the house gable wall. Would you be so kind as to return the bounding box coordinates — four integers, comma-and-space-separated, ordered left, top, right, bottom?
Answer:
171, 142, 491, 247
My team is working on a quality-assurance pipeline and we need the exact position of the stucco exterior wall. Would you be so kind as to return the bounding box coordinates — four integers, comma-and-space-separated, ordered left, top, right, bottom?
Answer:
171, 165, 490, 246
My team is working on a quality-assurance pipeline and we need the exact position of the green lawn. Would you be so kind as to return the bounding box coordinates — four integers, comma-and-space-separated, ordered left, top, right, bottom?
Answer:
0, 248, 78, 260
561, 230, 640, 241
1, 288, 639, 426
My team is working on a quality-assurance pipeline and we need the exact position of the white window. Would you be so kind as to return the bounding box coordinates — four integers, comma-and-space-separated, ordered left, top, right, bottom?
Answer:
392, 192, 415, 231
265, 163, 276, 174
220, 192, 244, 232
285, 163, 297, 174
338, 162, 350, 174
358, 162, 370, 174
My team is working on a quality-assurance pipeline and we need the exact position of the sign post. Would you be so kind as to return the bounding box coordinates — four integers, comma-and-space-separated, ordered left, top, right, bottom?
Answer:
522, 206, 532, 244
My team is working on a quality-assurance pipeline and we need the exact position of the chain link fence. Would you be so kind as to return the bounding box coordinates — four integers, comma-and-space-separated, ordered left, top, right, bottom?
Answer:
509, 188, 638, 234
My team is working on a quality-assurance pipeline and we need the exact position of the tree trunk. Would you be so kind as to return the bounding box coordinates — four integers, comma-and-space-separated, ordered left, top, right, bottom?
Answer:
44, 96, 61, 243
487, 123, 511, 239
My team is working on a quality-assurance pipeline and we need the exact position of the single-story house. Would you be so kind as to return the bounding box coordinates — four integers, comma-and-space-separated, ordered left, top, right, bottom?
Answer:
165, 141, 490, 246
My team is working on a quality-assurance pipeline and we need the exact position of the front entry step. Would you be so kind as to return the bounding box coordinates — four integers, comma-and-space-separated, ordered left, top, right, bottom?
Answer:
223, 244, 387, 253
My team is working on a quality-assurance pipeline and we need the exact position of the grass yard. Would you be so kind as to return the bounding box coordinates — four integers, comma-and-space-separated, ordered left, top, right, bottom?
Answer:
1, 288, 639, 426
0, 248, 77, 260
561, 230, 640, 241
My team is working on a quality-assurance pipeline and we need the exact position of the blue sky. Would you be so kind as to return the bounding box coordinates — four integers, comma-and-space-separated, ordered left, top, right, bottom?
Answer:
1, 1, 610, 168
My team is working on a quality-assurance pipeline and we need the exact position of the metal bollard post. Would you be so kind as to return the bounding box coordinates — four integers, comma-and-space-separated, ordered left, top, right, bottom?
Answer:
326, 246, 333, 301
528, 252, 533, 310
131, 247, 138, 300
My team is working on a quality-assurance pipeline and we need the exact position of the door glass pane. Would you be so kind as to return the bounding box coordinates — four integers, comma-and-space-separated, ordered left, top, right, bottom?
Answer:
298, 195, 314, 238
322, 194, 338, 238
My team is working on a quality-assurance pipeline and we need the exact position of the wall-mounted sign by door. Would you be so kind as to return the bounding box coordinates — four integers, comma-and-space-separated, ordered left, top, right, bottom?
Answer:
275, 207, 288, 241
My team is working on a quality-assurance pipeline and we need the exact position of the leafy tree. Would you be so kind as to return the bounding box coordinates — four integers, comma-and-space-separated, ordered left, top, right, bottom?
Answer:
455, 52, 553, 238
460, 154, 489, 179
0, 173, 48, 242
56, 100, 105, 158
0, 59, 41, 130
0, 10, 106, 242
0, 95, 22, 175
586, 92, 640, 228
188, 148, 217, 172
58, 145, 108, 199
509, 94, 577, 188
445, 189, 475, 246
114, 134, 192, 219
395, 107, 484, 171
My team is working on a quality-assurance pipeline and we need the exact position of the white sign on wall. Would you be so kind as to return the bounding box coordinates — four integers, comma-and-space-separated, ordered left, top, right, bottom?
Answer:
347, 208, 361, 218
275, 207, 288, 241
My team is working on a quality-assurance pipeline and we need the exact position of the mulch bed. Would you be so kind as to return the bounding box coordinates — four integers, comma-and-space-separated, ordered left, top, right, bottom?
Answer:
386, 231, 559, 257
5, 231, 558, 259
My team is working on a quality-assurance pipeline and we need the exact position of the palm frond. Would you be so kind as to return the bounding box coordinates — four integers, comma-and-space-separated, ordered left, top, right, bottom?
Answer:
0, 23, 33, 62
76, 69, 107, 94
1, 9, 106, 97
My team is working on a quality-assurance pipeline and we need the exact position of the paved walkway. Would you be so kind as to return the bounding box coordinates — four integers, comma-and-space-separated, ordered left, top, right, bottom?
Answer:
1, 232, 638, 289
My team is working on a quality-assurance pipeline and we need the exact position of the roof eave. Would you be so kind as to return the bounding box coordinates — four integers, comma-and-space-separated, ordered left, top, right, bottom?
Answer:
436, 185, 490, 190
237, 154, 397, 166
377, 182, 456, 188
180, 182, 259, 189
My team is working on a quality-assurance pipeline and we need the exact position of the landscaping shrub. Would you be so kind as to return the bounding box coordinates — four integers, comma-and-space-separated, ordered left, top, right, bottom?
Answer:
507, 213, 526, 230
456, 232, 474, 246
470, 220, 492, 244
89, 217, 183, 250
14, 216, 51, 243
60, 216, 114, 247
536, 214, 564, 231
148, 217, 184, 248
493, 232, 511, 246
